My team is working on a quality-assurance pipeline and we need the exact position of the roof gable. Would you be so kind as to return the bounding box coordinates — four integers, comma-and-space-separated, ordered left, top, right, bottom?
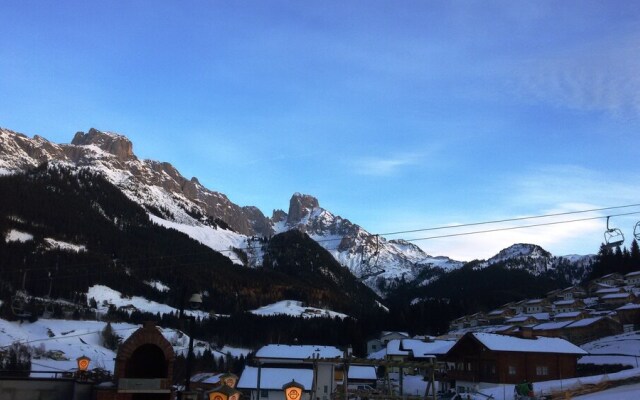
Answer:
468, 333, 587, 355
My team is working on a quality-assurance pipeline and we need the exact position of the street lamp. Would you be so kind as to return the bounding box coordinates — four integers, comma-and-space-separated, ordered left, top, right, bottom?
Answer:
283, 380, 305, 400
178, 291, 202, 400
76, 355, 91, 381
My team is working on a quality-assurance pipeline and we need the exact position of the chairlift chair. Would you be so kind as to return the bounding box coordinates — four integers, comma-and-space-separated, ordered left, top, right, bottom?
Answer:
634, 221, 640, 241
604, 216, 624, 249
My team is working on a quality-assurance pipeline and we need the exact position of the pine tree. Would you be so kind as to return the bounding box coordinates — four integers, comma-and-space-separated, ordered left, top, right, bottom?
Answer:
101, 322, 122, 351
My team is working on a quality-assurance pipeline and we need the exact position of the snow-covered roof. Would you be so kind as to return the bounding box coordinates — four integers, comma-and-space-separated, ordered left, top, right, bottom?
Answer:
596, 288, 622, 294
191, 372, 223, 384
602, 293, 632, 299
506, 316, 535, 323
565, 317, 605, 328
470, 333, 588, 355
238, 366, 313, 390
533, 321, 573, 330
386, 339, 410, 356
526, 299, 543, 304
381, 331, 409, 338
400, 339, 455, 357
348, 365, 377, 380
367, 348, 387, 360
256, 344, 343, 360
554, 311, 582, 319
625, 271, 640, 277
617, 303, 640, 311
554, 299, 579, 306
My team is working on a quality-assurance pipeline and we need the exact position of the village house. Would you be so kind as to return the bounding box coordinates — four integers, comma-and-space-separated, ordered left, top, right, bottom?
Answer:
509, 300, 528, 315
553, 310, 589, 321
624, 270, 640, 286
238, 344, 343, 400
562, 317, 622, 344
525, 299, 551, 314
238, 367, 313, 400
505, 315, 544, 327
557, 286, 587, 301
595, 287, 625, 297
486, 308, 516, 325
615, 303, 640, 331
600, 292, 637, 308
444, 332, 587, 390
596, 273, 625, 287
366, 331, 409, 355
334, 365, 377, 388
553, 299, 586, 314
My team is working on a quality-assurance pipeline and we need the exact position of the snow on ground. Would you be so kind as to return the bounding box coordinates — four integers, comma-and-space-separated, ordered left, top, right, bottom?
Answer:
250, 300, 348, 319
144, 280, 170, 292
574, 382, 640, 399
149, 214, 247, 265
5, 229, 33, 243
43, 237, 86, 252
394, 369, 640, 400
87, 285, 209, 319
580, 331, 640, 367
219, 345, 252, 358
0, 318, 212, 377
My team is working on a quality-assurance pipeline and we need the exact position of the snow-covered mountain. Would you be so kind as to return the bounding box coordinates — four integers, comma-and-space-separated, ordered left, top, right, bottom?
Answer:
272, 193, 463, 285
475, 243, 595, 282
0, 127, 462, 286
0, 127, 591, 291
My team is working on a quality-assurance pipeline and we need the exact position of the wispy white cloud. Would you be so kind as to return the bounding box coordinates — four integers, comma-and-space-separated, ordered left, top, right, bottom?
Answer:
512, 35, 640, 118
375, 164, 640, 261
352, 153, 424, 177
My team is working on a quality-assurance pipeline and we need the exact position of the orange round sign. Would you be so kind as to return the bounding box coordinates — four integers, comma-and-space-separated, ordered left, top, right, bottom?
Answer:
286, 388, 300, 400
77, 358, 90, 371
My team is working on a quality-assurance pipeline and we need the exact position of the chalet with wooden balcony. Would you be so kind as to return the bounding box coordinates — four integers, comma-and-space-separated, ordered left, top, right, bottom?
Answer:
444, 332, 586, 389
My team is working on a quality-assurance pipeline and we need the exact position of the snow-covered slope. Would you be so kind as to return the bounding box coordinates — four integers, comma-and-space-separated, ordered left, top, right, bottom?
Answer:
0, 318, 220, 376
249, 300, 349, 319
275, 193, 464, 286
474, 243, 595, 279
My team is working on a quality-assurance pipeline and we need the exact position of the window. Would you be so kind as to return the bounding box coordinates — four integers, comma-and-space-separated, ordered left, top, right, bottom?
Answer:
324, 386, 328, 394
261, 390, 268, 398
536, 366, 549, 376
508, 366, 516, 375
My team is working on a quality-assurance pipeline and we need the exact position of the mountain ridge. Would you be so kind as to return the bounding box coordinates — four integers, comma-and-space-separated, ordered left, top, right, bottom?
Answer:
0, 126, 594, 293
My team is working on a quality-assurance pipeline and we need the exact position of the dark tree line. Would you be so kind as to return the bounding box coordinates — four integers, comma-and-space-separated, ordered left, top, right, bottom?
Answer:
587, 239, 640, 281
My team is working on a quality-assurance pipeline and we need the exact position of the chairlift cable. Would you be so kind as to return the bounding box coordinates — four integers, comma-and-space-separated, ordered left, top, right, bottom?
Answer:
400, 211, 640, 243
5, 208, 640, 281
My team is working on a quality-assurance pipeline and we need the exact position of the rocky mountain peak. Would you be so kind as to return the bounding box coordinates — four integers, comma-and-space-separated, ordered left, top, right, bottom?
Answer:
272, 209, 288, 223
72, 128, 135, 161
287, 193, 320, 224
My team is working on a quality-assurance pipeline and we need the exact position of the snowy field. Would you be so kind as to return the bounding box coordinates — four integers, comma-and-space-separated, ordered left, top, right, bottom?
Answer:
250, 300, 349, 319
0, 318, 226, 377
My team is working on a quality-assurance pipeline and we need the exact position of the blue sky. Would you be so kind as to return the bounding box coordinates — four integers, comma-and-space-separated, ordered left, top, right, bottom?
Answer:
1, 1, 639, 260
